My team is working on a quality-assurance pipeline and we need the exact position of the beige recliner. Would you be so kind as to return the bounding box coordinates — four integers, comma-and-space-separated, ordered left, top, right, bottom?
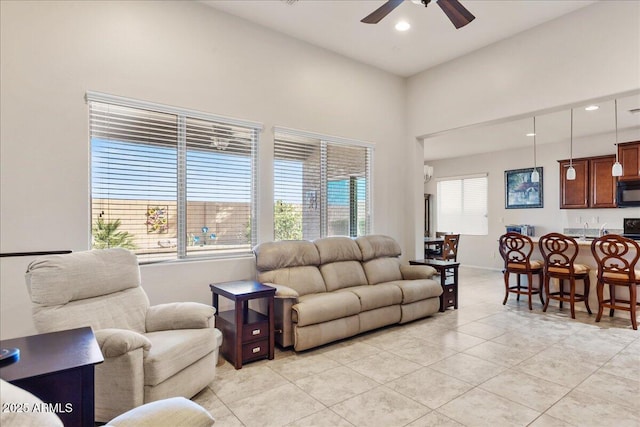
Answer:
25, 248, 223, 422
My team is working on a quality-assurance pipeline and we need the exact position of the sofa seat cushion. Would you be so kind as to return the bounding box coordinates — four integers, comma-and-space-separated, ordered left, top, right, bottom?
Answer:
293, 292, 361, 327
384, 279, 442, 304
339, 284, 402, 311
144, 328, 219, 387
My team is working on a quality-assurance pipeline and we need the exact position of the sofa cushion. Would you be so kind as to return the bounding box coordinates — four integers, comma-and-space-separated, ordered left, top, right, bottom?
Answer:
340, 284, 402, 311
254, 240, 320, 271
314, 236, 362, 263
361, 257, 403, 285
258, 266, 326, 296
356, 235, 401, 262
293, 292, 361, 326
320, 261, 368, 291
385, 279, 443, 304
143, 328, 219, 387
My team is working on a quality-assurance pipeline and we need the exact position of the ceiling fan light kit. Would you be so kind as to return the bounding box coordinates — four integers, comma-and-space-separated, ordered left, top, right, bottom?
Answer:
361, 0, 475, 29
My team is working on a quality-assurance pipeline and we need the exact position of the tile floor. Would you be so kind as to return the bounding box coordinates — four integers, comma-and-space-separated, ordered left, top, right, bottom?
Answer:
193, 267, 639, 427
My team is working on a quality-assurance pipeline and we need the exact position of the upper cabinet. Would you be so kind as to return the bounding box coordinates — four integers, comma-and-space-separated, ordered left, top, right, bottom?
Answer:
559, 155, 617, 209
618, 141, 640, 181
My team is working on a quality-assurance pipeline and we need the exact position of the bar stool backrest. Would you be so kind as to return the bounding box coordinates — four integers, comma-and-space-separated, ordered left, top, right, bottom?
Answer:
499, 232, 535, 270
590, 234, 640, 283
441, 234, 460, 261
538, 233, 580, 275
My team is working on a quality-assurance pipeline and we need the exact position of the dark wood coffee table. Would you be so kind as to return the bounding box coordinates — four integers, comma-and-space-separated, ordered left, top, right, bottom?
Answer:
0, 327, 104, 426
210, 281, 275, 369
410, 259, 460, 311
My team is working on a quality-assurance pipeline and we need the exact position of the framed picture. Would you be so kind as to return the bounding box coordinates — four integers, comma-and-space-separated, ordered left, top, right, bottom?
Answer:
505, 168, 543, 209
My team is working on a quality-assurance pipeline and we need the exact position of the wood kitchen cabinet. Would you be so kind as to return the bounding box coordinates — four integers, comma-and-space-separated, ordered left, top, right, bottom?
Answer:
559, 155, 617, 209
618, 141, 640, 181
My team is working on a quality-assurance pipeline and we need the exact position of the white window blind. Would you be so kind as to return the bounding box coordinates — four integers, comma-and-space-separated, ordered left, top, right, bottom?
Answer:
273, 129, 372, 240
437, 175, 488, 236
89, 93, 260, 262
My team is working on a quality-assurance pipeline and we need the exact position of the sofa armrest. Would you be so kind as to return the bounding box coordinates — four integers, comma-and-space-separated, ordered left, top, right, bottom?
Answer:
264, 282, 299, 300
94, 328, 152, 358
400, 265, 437, 280
146, 302, 215, 332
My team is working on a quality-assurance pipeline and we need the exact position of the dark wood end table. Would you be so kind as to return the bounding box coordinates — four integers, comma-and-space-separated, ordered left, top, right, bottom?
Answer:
209, 280, 275, 369
0, 327, 104, 427
410, 259, 460, 312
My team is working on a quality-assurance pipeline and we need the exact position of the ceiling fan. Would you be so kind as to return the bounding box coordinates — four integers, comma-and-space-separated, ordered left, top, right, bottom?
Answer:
361, 0, 475, 29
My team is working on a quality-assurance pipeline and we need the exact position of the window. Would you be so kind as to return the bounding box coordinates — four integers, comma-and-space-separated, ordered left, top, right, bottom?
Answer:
88, 92, 261, 262
273, 128, 372, 240
437, 174, 488, 235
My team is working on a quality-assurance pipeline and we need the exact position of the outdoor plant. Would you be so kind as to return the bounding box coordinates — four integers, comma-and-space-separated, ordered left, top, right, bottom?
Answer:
92, 218, 137, 249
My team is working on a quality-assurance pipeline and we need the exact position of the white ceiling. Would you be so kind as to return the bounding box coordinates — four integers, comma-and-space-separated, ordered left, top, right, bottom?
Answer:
202, 0, 597, 77
202, 1, 639, 161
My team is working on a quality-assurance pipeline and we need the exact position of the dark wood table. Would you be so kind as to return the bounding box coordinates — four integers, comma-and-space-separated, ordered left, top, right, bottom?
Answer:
424, 237, 444, 259
410, 259, 460, 311
0, 327, 104, 427
210, 281, 275, 369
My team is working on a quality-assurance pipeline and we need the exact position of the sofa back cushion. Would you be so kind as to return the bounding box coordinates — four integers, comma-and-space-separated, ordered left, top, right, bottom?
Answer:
254, 240, 326, 296
356, 235, 403, 285
356, 235, 401, 261
314, 237, 368, 291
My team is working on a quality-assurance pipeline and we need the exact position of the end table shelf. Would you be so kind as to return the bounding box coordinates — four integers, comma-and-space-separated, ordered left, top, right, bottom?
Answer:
210, 281, 275, 369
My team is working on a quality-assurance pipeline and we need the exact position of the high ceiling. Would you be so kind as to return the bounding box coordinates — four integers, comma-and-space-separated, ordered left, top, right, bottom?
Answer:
202, 1, 639, 160
202, 0, 597, 77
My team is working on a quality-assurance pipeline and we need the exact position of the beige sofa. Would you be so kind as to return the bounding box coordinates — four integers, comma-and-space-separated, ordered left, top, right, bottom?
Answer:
253, 235, 442, 351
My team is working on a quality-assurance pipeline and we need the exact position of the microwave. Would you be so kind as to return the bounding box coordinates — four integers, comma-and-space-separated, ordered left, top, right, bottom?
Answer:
506, 225, 535, 236
617, 180, 640, 207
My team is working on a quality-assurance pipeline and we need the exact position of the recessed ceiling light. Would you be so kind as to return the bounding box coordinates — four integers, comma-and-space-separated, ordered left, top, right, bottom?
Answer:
585, 105, 599, 111
526, 133, 536, 137
395, 21, 410, 31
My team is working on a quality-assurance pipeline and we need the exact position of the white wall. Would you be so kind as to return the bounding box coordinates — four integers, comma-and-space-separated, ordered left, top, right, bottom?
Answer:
411, 1, 640, 261
0, 1, 408, 339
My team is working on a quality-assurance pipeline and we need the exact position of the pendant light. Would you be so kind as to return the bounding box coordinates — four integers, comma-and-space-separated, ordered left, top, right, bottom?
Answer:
531, 116, 540, 183
612, 99, 623, 177
566, 108, 576, 180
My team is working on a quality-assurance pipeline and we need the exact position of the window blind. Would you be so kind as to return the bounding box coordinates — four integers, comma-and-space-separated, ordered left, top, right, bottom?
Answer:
437, 175, 488, 236
89, 94, 260, 262
273, 129, 372, 240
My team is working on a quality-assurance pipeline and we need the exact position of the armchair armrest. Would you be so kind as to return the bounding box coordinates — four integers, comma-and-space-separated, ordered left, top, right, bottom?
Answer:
400, 265, 437, 280
94, 328, 152, 358
146, 302, 215, 332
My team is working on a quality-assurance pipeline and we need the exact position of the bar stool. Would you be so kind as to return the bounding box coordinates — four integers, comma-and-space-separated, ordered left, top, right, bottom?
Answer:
499, 232, 545, 310
538, 233, 591, 319
590, 235, 640, 330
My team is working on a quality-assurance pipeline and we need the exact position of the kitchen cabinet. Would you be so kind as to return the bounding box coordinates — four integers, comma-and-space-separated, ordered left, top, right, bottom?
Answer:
618, 141, 640, 181
559, 155, 617, 209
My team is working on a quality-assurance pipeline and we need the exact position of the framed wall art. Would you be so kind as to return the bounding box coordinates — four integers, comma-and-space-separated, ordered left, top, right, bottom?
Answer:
505, 168, 543, 209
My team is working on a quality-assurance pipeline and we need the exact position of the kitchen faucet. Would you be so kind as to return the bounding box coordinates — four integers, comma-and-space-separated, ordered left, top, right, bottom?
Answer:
599, 223, 608, 237
582, 222, 588, 239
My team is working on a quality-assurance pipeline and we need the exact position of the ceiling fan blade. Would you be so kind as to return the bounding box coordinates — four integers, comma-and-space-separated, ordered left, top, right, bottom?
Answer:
361, 0, 404, 24
437, 0, 475, 29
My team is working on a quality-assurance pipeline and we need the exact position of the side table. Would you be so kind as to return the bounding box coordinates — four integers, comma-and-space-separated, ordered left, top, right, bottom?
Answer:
0, 327, 104, 427
410, 259, 460, 311
209, 280, 275, 369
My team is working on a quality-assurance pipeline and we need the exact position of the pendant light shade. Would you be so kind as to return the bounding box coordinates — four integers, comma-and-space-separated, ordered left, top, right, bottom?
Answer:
611, 99, 623, 177
531, 116, 540, 183
567, 109, 576, 181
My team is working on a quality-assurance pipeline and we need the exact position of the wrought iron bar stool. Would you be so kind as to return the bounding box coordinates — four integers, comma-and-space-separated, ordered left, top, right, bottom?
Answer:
499, 232, 544, 310
590, 234, 640, 330
538, 233, 591, 319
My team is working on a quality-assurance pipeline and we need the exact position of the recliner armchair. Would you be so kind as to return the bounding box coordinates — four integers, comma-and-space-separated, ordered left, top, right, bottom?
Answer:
25, 248, 223, 422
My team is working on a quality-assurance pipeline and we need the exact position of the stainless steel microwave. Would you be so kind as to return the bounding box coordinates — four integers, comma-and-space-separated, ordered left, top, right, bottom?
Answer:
617, 180, 640, 207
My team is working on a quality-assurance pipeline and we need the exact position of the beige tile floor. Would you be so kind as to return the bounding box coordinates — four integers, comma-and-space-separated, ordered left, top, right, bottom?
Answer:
193, 267, 640, 427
